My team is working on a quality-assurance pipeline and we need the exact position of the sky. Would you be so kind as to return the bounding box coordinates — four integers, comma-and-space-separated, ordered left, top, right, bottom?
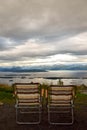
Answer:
0, 0, 87, 67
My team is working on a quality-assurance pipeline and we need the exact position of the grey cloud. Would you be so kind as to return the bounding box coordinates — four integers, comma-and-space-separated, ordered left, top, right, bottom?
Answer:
52, 50, 87, 56
67, 50, 87, 56
0, 37, 15, 51
0, 48, 86, 65
0, 55, 26, 62
0, 0, 87, 66
0, 0, 87, 41
38, 27, 87, 44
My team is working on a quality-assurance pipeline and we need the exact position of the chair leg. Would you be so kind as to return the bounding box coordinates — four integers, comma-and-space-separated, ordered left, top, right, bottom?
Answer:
48, 106, 74, 125
16, 106, 41, 124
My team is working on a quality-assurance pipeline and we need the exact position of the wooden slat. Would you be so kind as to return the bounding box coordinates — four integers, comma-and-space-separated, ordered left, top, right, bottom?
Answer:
17, 94, 39, 99
49, 91, 72, 95
16, 85, 38, 89
49, 103, 71, 106
50, 95, 72, 100
50, 86, 73, 91
18, 102, 40, 106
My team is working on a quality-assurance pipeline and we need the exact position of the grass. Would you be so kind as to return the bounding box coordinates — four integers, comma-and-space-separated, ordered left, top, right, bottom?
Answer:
0, 83, 87, 106
73, 85, 87, 111
0, 84, 15, 104
0, 91, 15, 104
74, 85, 87, 104
75, 92, 87, 104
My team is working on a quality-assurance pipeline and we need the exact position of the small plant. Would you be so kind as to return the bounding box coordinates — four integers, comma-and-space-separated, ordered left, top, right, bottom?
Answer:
57, 79, 64, 86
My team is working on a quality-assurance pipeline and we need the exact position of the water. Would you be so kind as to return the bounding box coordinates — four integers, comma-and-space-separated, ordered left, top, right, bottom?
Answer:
0, 70, 87, 86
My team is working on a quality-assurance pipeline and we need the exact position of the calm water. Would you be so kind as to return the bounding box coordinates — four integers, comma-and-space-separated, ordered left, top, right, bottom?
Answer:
0, 70, 87, 86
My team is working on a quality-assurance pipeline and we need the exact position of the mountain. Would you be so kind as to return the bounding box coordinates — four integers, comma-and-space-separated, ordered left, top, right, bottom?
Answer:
0, 64, 87, 72
0, 66, 47, 72
45, 64, 87, 70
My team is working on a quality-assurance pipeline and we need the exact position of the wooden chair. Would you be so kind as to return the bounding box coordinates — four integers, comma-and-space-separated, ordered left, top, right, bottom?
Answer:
48, 85, 75, 125
14, 83, 41, 124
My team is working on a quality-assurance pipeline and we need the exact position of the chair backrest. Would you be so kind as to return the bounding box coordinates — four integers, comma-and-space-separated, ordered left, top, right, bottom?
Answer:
48, 85, 75, 106
14, 83, 40, 106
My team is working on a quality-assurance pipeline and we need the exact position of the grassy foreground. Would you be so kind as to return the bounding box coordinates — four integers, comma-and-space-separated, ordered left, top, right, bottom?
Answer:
74, 85, 87, 105
0, 83, 87, 105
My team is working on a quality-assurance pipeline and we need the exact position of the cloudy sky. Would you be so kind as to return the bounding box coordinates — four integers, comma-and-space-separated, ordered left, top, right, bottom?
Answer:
0, 0, 87, 67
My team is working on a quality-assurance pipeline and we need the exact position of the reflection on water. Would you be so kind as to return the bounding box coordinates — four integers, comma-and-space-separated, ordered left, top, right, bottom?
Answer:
0, 70, 87, 86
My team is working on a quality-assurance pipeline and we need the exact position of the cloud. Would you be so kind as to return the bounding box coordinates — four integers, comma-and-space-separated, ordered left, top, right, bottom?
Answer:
0, 32, 87, 66
0, 0, 87, 40
0, 0, 87, 66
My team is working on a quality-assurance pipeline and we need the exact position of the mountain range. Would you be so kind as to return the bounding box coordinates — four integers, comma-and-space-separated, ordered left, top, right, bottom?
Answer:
0, 64, 87, 72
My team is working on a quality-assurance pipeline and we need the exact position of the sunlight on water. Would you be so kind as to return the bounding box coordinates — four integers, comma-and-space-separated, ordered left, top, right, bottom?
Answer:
0, 70, 87, 86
